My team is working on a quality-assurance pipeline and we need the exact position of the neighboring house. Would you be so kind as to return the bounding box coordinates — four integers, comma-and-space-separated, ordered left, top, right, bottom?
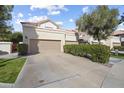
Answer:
78, 31, 121, 49
21, 19, 78, 54
77, 31, 113, 49
85, 30, 124, 49
112, 30, 124, 46
78, 32, 91, 43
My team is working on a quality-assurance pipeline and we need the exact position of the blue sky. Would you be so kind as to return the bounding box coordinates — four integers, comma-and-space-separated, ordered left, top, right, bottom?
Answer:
12, 5, 124, 31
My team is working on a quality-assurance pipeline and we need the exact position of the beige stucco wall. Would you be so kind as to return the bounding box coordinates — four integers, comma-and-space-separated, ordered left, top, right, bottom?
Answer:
22, 25, 78, 52
89, 36, 115, 49
66, 41, 78, 45
104, 36, 113, 49
65, 34, 77, 41
22, 25, 35, 44
104, 36, 121, 48
0, 42, 12, 54
36, 29, 65, 40
113, 43, 121, 46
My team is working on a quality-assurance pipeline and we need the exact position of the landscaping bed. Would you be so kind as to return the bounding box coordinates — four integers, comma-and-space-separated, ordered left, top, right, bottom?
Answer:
111, 53, 124, 59
0, 57, 26, 83
113, 46, 124, 51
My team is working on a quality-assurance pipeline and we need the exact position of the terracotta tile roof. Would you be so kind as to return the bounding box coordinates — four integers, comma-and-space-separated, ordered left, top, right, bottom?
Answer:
112, 30, 124, 35
65, 29, 77, 33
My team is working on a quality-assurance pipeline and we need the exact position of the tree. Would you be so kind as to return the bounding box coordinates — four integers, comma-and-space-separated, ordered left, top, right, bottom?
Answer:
76, 5, 119, 44
10, 32, 23, 43
119, 13, 124, 24
0, 5, 14, 41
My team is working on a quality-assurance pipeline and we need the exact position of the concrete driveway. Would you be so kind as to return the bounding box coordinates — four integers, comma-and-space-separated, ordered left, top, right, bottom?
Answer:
15, 52, 110, 88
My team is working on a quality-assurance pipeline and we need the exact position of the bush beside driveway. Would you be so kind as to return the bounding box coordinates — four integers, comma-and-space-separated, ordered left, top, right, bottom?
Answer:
64, 44, 110, 64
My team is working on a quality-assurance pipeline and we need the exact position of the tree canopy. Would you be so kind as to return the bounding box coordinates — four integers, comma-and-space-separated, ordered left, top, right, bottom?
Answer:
76, 5, 119, 43
0, 5, 14, 41
119, 13, 124, 24
10, 32, 23, 43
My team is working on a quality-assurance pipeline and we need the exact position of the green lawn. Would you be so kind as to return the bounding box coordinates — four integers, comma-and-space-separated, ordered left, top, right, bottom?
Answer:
111, 54, 124, 59
0, 57, 26, 83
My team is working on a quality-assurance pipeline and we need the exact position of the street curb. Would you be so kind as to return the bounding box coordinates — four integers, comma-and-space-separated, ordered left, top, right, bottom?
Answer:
0, 83, 15, 88
14, 57, 29, 88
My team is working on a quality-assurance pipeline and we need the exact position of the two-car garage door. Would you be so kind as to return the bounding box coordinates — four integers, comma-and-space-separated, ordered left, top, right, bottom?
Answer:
29, 39, 61, 54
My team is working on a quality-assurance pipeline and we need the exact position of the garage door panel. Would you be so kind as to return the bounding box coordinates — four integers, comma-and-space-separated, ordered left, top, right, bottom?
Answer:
29, 39, 61, 54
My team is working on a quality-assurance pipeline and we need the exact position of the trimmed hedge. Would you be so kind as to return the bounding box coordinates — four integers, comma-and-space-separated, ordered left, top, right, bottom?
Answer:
17, 44, 28, 55
64, 44, 110, 64
113, 46, 124, 51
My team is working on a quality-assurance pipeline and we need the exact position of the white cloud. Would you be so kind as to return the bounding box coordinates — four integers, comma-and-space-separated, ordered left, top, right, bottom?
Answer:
13, 15, 16, 19
30, 5, 47, 10
48, 11, 60, 15
15, 19, 25, 24
55, 21, 63, 25
27, 15, 48, 22
30, 5, 68, 11
28, 13, 31, 16
82, 6, 89, 13
15, 15, 48, 25
17, 12, 23, 18
15, 12, 24, 24
30, 5, 68, 15
69, 19, 74, 22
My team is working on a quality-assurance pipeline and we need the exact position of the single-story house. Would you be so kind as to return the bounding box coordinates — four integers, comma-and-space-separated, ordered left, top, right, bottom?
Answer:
21, 19, 78, 54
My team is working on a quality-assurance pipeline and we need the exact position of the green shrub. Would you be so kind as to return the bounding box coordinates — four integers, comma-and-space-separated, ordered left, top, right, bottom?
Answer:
113, 46, 124, 51
17, 44, 28, 55
64, 44, 110, 64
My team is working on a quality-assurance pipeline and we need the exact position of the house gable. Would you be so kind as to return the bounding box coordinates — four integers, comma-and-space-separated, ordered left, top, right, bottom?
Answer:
21, 19, 60, 29
38, 21, 58, 29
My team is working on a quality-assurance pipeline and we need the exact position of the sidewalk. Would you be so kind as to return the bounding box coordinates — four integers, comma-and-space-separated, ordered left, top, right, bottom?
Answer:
0, 83, 14, 88
0, 53, 18, 59
102, 60, 124, 88
109, 57, 123, 64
